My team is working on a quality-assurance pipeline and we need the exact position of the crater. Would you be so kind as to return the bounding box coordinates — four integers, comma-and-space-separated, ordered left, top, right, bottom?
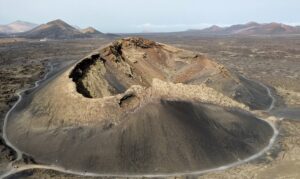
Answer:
5, 37, 275, 176
68, 37, 273, 110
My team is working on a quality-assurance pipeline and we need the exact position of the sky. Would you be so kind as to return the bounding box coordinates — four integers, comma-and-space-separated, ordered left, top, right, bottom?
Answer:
0, 0, 299, 33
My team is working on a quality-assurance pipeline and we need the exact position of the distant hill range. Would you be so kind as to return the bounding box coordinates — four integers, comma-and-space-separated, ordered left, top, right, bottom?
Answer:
2, 20, 298, 38
24, 19, 119, 39
0, 21, 38, 34
0, 32, 7, 37
23, 19, 88, 39
0, 19, 118, 39
183, 22, 300, 36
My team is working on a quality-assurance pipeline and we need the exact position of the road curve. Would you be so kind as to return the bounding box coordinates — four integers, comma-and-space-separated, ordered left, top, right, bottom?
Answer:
258, 82, 276, 112
2, 63, 54, 161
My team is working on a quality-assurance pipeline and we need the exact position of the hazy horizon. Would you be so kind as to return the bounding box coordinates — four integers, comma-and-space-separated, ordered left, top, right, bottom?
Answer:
1, 0, 299, 33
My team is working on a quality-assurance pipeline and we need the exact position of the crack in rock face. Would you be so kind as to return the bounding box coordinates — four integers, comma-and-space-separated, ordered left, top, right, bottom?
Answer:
5, 37, 274, 175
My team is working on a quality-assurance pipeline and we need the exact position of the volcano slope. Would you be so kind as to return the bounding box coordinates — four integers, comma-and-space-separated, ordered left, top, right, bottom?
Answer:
6, 37, 273, 175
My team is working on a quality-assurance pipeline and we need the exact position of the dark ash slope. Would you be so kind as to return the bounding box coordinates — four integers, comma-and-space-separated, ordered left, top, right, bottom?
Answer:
7, 100, 273, 174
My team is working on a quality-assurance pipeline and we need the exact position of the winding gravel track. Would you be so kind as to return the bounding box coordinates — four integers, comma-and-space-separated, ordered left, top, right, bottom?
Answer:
258, 82, 276, 112
2, 63, 54, 161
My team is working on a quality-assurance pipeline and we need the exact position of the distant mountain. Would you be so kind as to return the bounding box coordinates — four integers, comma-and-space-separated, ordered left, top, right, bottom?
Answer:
72, 25, 82, 30
81, 27, 102, 34
188, 25, 223, 33
202, 25, 223, 33
0, 32, 8, 37
0, 21, 38, 34
230, 22, 298, 35
183, 22, 300, 36
23, 19, 89, 39
80, 26, 119, 38
22, 19, 119, 39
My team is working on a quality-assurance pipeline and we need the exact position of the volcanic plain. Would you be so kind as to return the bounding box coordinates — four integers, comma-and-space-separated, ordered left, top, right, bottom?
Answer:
0, 35, 299, 179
